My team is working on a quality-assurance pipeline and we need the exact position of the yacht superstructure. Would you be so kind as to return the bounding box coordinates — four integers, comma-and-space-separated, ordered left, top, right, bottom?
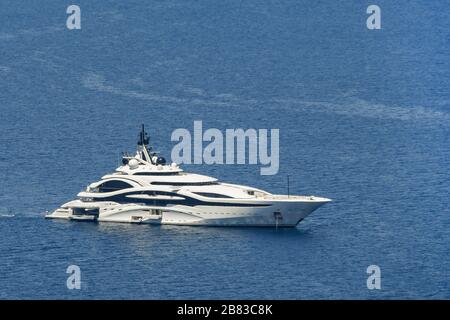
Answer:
46, 126, 331, 227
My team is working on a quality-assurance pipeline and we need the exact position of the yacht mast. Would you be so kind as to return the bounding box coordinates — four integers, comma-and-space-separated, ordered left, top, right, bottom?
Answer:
138, 124, 153, 164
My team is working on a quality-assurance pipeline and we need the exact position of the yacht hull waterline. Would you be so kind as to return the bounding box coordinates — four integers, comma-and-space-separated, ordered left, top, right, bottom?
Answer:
45, 126, 331, 227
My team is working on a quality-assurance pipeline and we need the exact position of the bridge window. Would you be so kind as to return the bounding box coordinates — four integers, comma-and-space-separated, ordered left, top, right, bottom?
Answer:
98, 180, 133, 192
133, 172, 180, 176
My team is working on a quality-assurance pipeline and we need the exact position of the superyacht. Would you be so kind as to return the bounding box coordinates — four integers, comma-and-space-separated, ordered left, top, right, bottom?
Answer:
46, 126, 331, 227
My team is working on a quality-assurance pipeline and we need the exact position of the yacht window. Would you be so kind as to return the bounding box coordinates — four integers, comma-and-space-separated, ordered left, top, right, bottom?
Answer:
97, 180, 133, 192
133, 172, 180, 176
151, 182, 218, 186
144, 191, 177, 197
193, 192, 234, 199
72, 208, 99, 216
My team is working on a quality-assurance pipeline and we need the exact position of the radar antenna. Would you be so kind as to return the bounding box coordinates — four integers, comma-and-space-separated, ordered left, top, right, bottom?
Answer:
137, 124, 153, 163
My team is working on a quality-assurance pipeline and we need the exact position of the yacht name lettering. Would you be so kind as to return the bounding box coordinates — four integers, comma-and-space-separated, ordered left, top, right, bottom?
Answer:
171, 121, 279, 175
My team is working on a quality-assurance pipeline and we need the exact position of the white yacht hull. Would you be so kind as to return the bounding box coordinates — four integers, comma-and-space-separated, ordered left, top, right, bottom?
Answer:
46, 126, 332, 228
45, 196, 330, 227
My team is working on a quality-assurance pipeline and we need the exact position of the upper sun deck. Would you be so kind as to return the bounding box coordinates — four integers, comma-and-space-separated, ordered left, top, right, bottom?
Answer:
104, 124, 219, 185
115, 162, 183, 176
104, 170, 218, 185
116, 124, 186, 176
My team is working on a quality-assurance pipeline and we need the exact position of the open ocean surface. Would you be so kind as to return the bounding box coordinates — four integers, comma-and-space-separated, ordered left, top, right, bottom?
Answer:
0, 1, 449, 299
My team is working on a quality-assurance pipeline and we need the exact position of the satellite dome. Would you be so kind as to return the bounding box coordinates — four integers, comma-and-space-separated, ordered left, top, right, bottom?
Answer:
156, 156, 166, 165
128, 159, 139, 169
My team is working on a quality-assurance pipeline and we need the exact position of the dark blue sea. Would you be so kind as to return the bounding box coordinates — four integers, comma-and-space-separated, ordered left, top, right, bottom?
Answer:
0, 1, 449, 299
